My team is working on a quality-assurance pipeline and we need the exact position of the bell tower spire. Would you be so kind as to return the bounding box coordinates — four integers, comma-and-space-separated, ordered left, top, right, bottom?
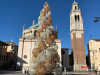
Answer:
23, 23, 25, 30
33, 20, 35, 26
70, 0, 87, 71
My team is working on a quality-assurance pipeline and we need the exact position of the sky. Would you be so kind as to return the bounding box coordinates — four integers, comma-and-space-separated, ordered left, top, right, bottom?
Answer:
0, 0, 100, 55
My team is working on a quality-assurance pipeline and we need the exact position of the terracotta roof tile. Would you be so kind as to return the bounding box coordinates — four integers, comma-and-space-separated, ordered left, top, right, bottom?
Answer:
4, 42, 11, 45
91, 39, 100, 41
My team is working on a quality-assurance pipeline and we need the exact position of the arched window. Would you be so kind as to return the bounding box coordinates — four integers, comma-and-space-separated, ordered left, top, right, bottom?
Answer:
26, 32, 27, 37
28, 31, 30, 36
75, 15, 77, 20
30, 30, 32, 35
34, 30, 37, 38
78, 15, 80, 21
75, 6, 77, 9
24, 33, 25, 35
30, 30, 32, 33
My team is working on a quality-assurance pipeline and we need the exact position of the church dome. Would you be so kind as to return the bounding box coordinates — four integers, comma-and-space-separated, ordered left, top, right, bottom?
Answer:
28, 23, 41, 29
34, 24, 41, 28
28, 26, 33, 29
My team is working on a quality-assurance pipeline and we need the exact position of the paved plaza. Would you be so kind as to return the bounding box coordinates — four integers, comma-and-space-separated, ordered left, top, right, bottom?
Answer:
0, 71, 99, 75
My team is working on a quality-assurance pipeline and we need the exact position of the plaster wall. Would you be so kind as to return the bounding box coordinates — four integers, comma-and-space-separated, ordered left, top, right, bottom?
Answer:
88, 39, 100, 71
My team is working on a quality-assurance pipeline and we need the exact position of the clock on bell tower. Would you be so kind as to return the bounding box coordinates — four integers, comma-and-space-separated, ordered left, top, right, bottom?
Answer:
70, 0, 87, 71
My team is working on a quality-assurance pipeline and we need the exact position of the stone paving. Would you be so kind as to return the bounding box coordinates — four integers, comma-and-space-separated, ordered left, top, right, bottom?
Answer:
0, 71, 99, 75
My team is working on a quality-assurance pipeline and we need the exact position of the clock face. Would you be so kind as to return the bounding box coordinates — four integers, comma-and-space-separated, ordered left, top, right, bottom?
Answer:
76, 24, 80, 28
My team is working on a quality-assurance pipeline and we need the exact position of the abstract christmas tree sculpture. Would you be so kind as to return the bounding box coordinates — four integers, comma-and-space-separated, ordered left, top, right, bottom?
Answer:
29, 2, 62, 75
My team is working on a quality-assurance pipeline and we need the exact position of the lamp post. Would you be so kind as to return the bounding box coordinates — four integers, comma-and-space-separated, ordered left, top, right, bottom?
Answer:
89, 50, 97, 71
93, 17, 100, 71
94, 17, 100, 22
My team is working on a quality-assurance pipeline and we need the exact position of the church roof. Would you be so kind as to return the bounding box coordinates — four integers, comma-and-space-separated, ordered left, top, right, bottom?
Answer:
4, 42, 18, 46
73, 1, 78, 5
29, 26, 33, 29
34, 24, 41, 27
0, 41, 9, 46
28, 24, 41, 29
4, 42, 11, 45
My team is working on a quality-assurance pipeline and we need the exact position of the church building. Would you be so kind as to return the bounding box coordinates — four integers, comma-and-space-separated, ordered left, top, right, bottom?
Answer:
16, 14, 63, 70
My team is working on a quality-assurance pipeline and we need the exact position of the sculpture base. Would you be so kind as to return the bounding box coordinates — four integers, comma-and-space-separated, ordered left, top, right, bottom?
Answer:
52, 72, 62, 75
29, 70, 36, 75
29, 70, 62, 75
73, 65, 88, 71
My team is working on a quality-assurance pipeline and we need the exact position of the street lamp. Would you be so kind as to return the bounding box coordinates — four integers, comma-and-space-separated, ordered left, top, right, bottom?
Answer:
94, 17, 100, 22
89, 50, 97, 71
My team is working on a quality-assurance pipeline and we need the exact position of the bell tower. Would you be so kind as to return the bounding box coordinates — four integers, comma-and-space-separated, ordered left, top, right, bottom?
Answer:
70, 0, 87, 71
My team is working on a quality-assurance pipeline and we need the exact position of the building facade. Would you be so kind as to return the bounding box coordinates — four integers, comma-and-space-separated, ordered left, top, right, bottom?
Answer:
61, 48, 69, 71
87, 39, 100, 71
17, 19, 62, 70
4, 42, 18, 63
0, 41, 8, 68
70, 1, 87, 71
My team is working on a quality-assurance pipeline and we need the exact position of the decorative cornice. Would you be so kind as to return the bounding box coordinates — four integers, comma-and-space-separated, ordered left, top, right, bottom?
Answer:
19, 40, 35, 42
18, 37, 36, 40
70, 29, 84, 34
19, 40, 61, 43
22, 27, 38, 31
19, 38, 61, 43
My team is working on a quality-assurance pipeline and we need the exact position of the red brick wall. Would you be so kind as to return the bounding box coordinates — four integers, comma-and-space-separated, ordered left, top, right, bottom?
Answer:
71, 33, 86, 65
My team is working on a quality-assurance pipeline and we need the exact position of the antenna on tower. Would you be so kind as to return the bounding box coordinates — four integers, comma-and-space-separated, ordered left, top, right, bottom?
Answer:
90, 35, 91, 39
23, 23, 25, 30
11, 38, 14, 43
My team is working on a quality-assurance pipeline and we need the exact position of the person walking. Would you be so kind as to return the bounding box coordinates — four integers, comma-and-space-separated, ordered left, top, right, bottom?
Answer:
23, 68, 25, 74
27, 69, 29, 75
95, 69, 98, 74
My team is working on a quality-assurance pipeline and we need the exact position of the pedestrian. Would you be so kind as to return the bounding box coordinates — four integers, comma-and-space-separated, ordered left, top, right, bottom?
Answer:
64, 67, 66, 72
95, 69, 98, 74
23, 68, 25, 74
25, 70, 26, 74
27, 69, 29, 74
13, 65, 14, 69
